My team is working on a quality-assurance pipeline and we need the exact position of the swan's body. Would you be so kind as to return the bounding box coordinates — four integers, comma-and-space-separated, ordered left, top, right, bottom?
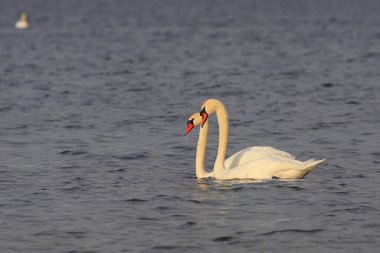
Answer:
186, 99, 325, 180
221, 155, 324, 180
15, 13, 29, 29
224, 146, 294, 169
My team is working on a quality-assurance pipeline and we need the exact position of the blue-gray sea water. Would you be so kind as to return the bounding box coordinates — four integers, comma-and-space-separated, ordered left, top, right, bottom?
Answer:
0, 0, 380, 252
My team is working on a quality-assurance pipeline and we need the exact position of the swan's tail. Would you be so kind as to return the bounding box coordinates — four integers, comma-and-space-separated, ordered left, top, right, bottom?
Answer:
303, 159, 326, 172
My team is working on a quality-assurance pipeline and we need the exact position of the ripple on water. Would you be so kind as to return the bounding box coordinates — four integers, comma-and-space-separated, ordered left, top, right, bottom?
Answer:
261, 228, 324, 236
213, 236, 235, 242
151, 245, 200, 251
58, 150, 88, 155
123, 198, 147, 202
112, 152, 150, 160
107, 168, 126, 172
275, 185, 304, 191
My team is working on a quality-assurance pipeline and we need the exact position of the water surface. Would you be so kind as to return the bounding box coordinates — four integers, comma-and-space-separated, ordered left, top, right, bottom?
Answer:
0, 0, 380, 252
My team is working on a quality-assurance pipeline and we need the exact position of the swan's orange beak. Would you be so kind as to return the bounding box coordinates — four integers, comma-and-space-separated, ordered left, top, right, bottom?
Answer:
200, 107, 208, 128
184, 119, 194, 136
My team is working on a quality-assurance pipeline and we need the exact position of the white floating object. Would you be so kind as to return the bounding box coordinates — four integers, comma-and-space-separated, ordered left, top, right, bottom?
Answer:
15, 12, 29, 29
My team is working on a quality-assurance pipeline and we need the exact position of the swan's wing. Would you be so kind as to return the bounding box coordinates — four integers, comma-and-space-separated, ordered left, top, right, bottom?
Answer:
224, 146, 295, 169
224, 156, 306, 180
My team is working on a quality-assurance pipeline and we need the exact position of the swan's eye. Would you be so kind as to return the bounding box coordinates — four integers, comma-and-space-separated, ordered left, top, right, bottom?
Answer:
184, 118, 195, 136
200, 107, 208, 128
187, 118, 194, 125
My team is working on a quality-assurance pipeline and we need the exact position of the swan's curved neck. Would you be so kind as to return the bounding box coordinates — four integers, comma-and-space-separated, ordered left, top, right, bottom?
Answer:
195, 121, 209, 178
213, 101, 228, 174
195, 99, 229, 178
21, 13, 27, 22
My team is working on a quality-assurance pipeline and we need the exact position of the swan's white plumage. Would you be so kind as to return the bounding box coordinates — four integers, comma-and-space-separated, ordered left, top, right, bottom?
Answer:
224, 146, 294, 170
222, 156, 325, 180
186, 99, 325, 180
15, 12, 29, 29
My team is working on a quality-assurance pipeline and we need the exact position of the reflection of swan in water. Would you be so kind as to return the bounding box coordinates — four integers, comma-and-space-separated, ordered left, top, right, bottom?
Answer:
184, 99, 325, 180
15, 12, 29, 29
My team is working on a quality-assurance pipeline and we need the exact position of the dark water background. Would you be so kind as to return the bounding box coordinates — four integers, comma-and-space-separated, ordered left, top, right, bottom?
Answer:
1, 0, 380, 252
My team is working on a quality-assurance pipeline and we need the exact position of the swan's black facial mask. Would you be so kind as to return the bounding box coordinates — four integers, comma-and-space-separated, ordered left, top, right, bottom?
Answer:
184, 118, 195, 136
200, 107, 208, 128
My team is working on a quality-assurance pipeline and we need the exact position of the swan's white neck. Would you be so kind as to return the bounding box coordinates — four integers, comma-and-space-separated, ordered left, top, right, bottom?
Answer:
194, 99, 228, 178
21, 13, 27, 22
195, 120, 209, 178
213, 101, 228, 176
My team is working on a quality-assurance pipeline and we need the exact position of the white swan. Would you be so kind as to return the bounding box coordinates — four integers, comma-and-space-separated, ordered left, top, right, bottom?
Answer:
184, 99, 325, 180
15, 12, 29, 29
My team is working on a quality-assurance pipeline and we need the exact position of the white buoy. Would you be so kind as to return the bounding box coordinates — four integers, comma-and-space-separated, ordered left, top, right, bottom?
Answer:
15, 12, 29, 29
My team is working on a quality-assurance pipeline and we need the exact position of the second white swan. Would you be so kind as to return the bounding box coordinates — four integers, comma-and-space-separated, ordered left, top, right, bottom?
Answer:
184, 99, 325, 180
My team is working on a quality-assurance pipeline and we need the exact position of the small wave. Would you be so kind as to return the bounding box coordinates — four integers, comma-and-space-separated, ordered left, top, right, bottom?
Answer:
139, 217, 159, 221
124, 198, 147, 202
262, 228, 323, 235
64, 125, 84, 129
155, 206, 170, 210
321, 83, 334, 88
72, 177, 86, 181
184, 221, 196, 226
151, 245, 180, 250
65, 231, 86, 239
112, 152, 150, 160
187, 199, 201, 204
152, 245, 200, 250
363, 52, 380, 59
62, 186, 83, 192
346, 100, 360, 105
327, 205, 378, 213
0, 106, 12, 112
213, 236, 234, 242
126, 87, 152, 92
231, 187, 245, 192
107, 168, 125, 172
58, 150, 88, 155
276, 185, 303, 191
31, 191, 48, 195
34, 230, 58, 236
